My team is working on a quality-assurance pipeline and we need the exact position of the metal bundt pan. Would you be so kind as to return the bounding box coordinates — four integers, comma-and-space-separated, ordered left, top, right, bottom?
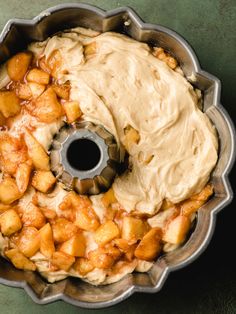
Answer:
0, 3, 235, 309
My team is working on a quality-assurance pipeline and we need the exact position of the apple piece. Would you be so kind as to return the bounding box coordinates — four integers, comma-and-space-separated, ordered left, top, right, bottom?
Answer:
16, 83, 32, 100
28, 82, 45, 98
0, 177, 22, 205
52, 83, 70, 100
26, 68, 50, 85
0, 91, 21, 118
63, 101, 82, 123
51, 251, 75, 271
39, 223, 55, 258
162, 215, 191, 244
134, 227, 162, 261
31, 170, 56, 193
73, 257, 94, 275
59, 233, 86, 257
21, 202, 46, 229
17, 227, 40, 257
5, 248, 36, 271
101, 188, 117, 208
94, 220, 120, 246
7, 52, 32, 81
24, 130, 49, 170
15, 161, 32, 193
32, 87, 62, 123
52, 218, 78, 243
122, 216, 148, 243
0, 209, 22, 236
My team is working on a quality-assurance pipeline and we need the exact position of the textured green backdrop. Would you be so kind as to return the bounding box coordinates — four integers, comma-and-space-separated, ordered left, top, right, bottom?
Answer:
0, 1, 236, 313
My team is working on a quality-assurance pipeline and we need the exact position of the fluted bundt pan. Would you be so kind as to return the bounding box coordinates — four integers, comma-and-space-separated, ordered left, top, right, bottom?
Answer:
0, 3, 235, 309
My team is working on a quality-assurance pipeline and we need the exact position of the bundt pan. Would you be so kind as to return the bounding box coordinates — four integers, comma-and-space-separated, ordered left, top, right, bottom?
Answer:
0, 3, 235, 309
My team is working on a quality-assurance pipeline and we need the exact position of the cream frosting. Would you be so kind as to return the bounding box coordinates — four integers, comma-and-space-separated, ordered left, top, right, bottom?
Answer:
38, 29, 218, 214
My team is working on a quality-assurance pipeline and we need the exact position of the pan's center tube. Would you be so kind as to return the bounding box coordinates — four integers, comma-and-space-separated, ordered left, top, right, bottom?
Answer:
66, 138, 101, 171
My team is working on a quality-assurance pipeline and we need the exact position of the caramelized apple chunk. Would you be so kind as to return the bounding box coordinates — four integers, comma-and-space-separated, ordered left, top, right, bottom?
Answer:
30, 87, 62, 123
31, 170, 56, 193
51, 251, 75, 271
39, 223, 55, 258
15, 161, 32, 193
0, 91, 21, 118
162, 215, 191, 244
122, 216, 149, 243
63, 101, 82, 123
52, 218, 78, 243
5, 248, 36, 271
59, 233, 86, 257
17, 226, 40, 257
94, 220, 120, 246
52, 83, 70, 100
0, 177, 22, 205
0, 209, 22, 235
73, 257, 94, 275
0, 133, 28, 175
101, 188, 117, 208
26, 68, 50, 85
134, 228, 162, 261
7, 52, 32, 81
24, 131, 49, 170
21, 203, 46, 229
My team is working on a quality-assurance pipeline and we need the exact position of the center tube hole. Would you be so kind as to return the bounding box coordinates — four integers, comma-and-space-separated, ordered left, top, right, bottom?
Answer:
67, 138, 101, 171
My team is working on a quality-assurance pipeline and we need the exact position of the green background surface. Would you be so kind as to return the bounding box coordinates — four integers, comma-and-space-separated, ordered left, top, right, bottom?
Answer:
0, 1, 236, 313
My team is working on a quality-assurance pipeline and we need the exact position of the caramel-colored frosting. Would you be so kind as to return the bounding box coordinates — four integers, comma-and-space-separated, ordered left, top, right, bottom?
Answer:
32, 28, 218, 215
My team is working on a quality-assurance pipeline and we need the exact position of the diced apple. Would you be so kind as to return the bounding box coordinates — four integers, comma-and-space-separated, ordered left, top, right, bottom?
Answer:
24, 131, 49, 170
63, 101, 82, 123
5, 248, 36, 271
26, 68, 50, 85
88, 248, 115, 269
17, 227, 40, 257
39, 223, 55, 258
7, 52, 32, 81
52, 83, 70, 100
73, 257, 94, 275
101, 188, 117, 208
0, 91, 21, 118
162, 215, 191, 244
84, 42, 97, 58
21, 202, 45, 229
94, 220, 120, 246
16, 84, 32, 100
75, 206, 100, 231
28, 82, 45, 98
123, 125, 140, 151
0, 133, 28, 175
113, 238, 130, 252
134, 227, 162, 261
31, 170, 56, 193
59, 233, 86, 257
15, 161, 32, 193
190, 184, 213, 201
51, 251, 75, 271
0, 209, 22, 235
52, 218, 78, 243
122, 216, 148, 243
0, 177, 22, 205
32, 87, 62, 123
